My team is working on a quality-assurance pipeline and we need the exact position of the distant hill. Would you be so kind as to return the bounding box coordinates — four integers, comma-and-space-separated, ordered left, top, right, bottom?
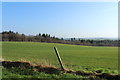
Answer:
1, 31, 119, 47
64, 38, 118, 40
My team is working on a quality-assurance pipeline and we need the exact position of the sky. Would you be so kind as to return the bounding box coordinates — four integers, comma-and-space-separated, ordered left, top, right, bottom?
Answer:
2, 2, 118, 38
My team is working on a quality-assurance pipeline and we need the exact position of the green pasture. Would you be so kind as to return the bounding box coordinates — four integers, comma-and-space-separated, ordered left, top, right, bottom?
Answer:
2, 42, 118, 72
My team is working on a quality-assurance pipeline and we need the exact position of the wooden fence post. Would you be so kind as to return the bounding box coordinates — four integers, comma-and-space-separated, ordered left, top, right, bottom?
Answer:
54, 47, 64, 71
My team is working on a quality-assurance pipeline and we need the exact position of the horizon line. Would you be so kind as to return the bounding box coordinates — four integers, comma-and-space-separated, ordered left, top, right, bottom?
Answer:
1, 30, 118, 39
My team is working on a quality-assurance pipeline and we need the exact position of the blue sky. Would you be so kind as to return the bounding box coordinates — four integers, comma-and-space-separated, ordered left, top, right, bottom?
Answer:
2, 2, 118, 38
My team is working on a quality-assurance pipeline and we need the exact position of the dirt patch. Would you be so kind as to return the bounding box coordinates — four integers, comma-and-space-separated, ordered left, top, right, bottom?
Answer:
2, 61, 34, 69
1, 61, 120, 80
96, 73, 120, 80
35, 65, 61, 74
76, 71, 95, 76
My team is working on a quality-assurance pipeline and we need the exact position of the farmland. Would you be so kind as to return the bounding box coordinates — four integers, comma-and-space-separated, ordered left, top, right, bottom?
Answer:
2, 42, 118, 73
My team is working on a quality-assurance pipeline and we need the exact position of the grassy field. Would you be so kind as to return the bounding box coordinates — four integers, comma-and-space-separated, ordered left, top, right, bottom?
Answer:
2, 42, 118, 74
2, 67, 103, 79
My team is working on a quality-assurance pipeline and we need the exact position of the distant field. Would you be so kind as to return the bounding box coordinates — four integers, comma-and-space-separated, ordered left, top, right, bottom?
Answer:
2, 42, 118, 72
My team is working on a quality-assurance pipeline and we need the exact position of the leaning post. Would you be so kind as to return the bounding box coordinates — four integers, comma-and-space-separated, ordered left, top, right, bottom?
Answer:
54, 47, 64, 71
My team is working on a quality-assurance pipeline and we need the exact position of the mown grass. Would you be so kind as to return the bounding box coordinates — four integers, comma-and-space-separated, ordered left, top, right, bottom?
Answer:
2, 42, 118, 74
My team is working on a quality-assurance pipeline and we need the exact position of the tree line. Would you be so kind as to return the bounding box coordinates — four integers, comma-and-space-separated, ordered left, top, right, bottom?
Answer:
0, 31, 119, 47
